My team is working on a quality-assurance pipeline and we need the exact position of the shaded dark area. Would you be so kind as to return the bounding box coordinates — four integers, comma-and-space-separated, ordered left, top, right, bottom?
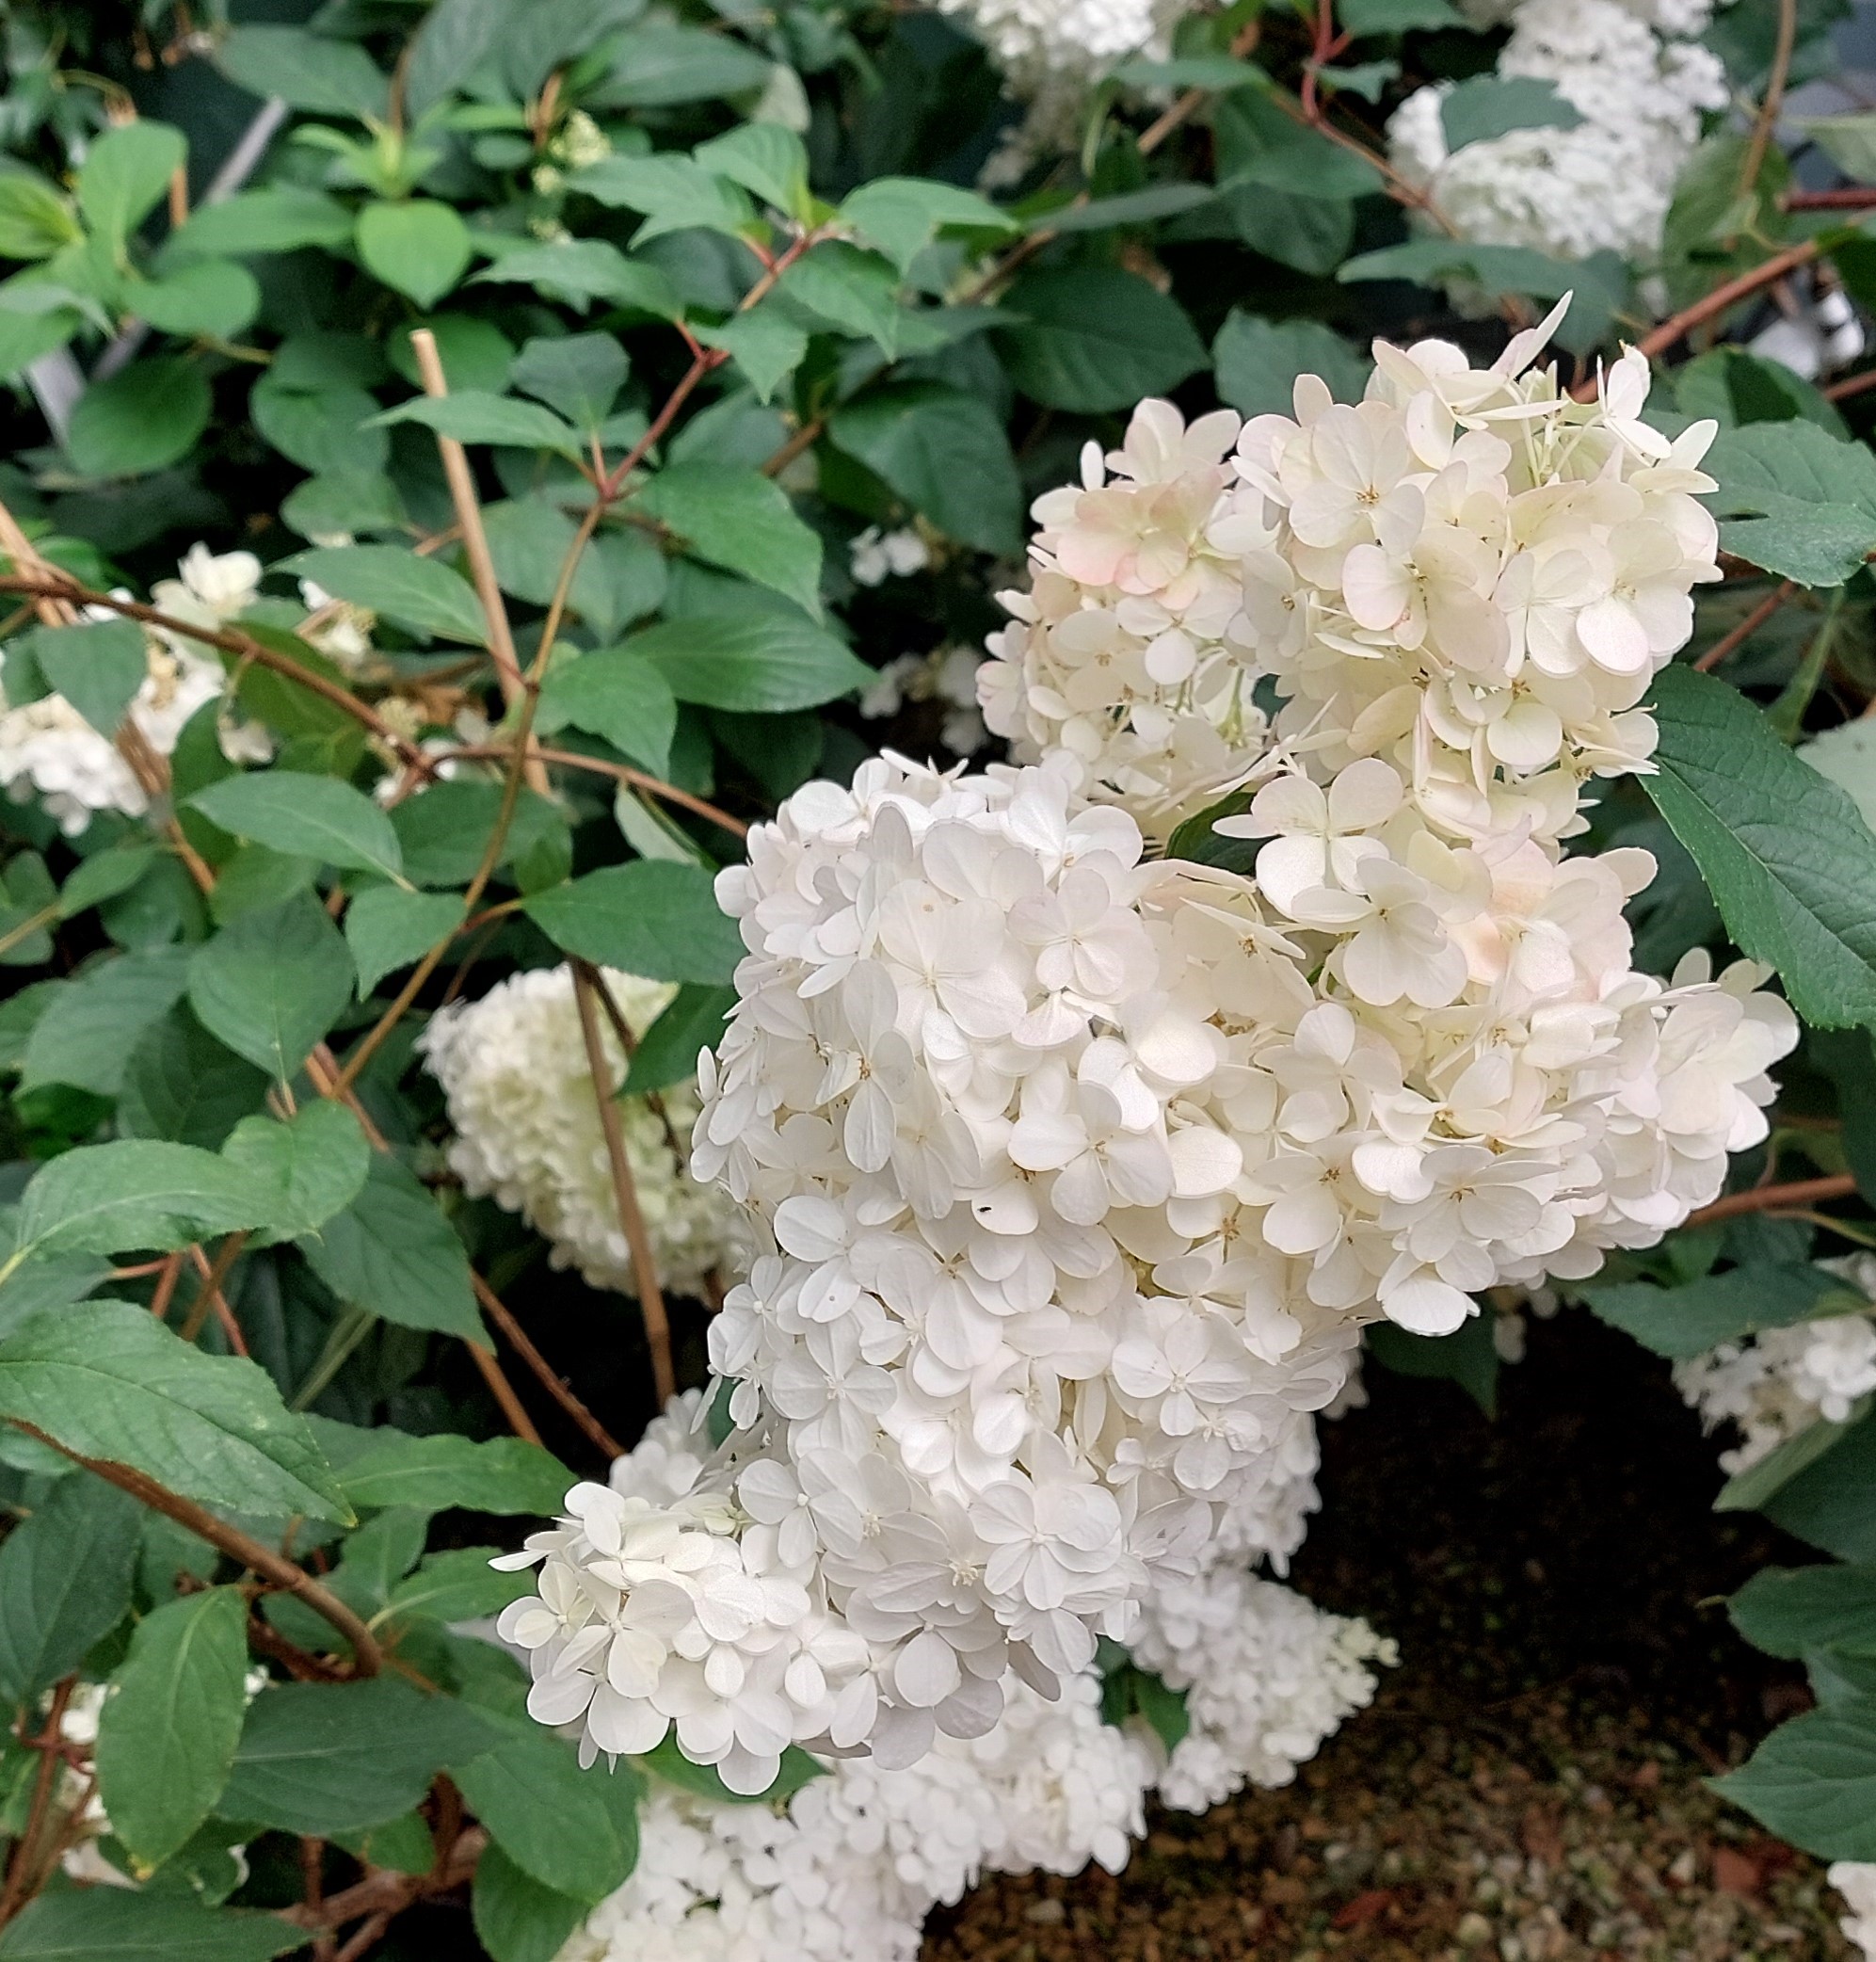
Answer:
926, 1310, 1851, 1960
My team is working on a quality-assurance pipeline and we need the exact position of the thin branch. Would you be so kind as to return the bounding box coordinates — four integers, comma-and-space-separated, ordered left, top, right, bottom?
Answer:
407, 328, 531, 722
1827, 366, 1876, 404
465, 1342, 544, 1445
0, 1678, 75, 1928
1736, 0, 1798, 209
11, 1422, 384, 1677
1136, 19, 1262, 153
178, 1230, 248, 1344
447, 742, 750, 836
278, 1827, 485, 1933
472, 1272, 625, 1460
571, 960, 675, 1405
1686, 1172, 1857, 1227
333, 1912, 392, 1962
1693, 581, 1795, 672
1787, 187, 1876, 211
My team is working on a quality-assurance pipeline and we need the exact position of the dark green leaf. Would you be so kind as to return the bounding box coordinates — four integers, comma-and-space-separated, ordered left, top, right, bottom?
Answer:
384, 1548, 532, 1626
389, 781, 567, 890
0, 1890, 304, 1960
216, 25, 389, 120
406, 0, 508, 116
1705, 421, 1876, 587
1132, 1668, 1192, 1753
1645, 662, 1876, 1027
373, 390, 582, 459
309, 1418, 574, 1514
997, 268, 1207, 412
472, 1840, 591, 1962
1581, 1262, 1862, 1360
571, 155, 753, 247
189, 774, 405, 883
695, 123, 809, 217
170, 187, 355, 257
77, 121, 185, 248
187, 893, 355, 1080
638, 1733, 824, 1804
693, 307, 807, 405
25, 619, 148, 736
19, 947, 190, 1099
453, 1721, 641, 1903
840, 177, 1015, 274
118, 1008, 270, 1150
299, 1154, 481, 1341
0, 1472, 139, 1713
776, 244, 902, 355
1366, 1312, 1499, 1417
472, 241, 681, 320
1731, 1564, 1876, 1660
6, 1139, 273, 1261
0, 1301, 349, 1521
67, 359, 211, 479
135, 259, 262, 341
523, 861, 742, 985
637, 462, 824, 618
1763, 1407, 1876, 1560
345, 887, 465, 996
1441, 75, 1583, 149
94, 1586, 249, 1867
282, 544, 487, 645
221, 1102, 371, 1244
627, 611, 871, 714
829, 382, 1022, 555
537, 649, 677, 777
1339, 0, 1463, 31
1713, 1695, 1876, 1858
589, 23, 774, 107
220, 1676, 496, 1835
1213, 312, 1369, 420
625, 983, 733, 1095
509, 334, 628, 430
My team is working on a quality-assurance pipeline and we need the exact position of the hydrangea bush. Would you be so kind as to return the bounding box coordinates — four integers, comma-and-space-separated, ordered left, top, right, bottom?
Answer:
0, 1, 1875, 1959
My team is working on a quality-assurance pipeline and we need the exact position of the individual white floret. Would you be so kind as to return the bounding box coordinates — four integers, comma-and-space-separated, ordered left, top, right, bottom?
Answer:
1834, 1861, 1876, 1962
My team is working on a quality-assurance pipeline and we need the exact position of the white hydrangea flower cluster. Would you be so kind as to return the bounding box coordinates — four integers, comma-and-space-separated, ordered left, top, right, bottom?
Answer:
1833, 1861, 1876, 1962
0, 544, 257, 834
504, 319, 1795, 1792
551, 1394, 1383, 1962
1130, 1562, 1395, 1813
1674, 1256, 1876, 1474
419, 964, 741, 1305
1387, 0, 1727, 265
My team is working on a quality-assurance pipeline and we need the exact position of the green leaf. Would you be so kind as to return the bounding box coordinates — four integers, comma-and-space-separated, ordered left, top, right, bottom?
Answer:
828, 382, 1023, 555
841, 177, 1015, 274
389, 780, 568, 889
1718, 1406, 1867, 1515
0, 169, 80, 261
472, 241, 681, 320
19, 947, 190, 1099
1762, 1407, 1876, 1560
1339, 0, 1463, 31
589, 23, 775, 107
625, 982, 733, 1095
58, 843, 156, 919
383, 1548, 533, 1626
216, 25, 389, 121
119, 1008, 270, 1150
1215, 184, 1353, 277
0, 1472, 140, 1713
1798, 113, 1876, 185
1214, 90, 1383, 201
1713, 1695, 1876, 1859
1038, 185, 1218, 233
473, 1840, 592, 1962
509, 333, 628, 430
0, 1890, 305, 1961
298, 1154, 482, 1342
523, 861, 742, 984
0, 1300, 350, 1521
406, 0, 508, 114
453, 1722, 641, 1904
695, 124, 809, 216
310, 1418, 573, 1514
1645, 661, 1876, 1028
1132, 1668, 1192, 1753
281, 544, 488, 646
1366, 1312, 1499, 1417
1580, 1262, 1863, 1360
66, 357, 211, 479
777, 243, 902, 355
626, 610, 871, 714
637, 462, 823, 618
1675, 346, 1849, 438
537, 649, 678, 777
170, 187, 355, 257
692, 306, 807, 406
220, 1676, 496, 1835
189, 774, 406, 883
638, 1733, 824, 1805
997, 268, 1207, 412
571, 154, 754, 248
1704, 420, 1876, 587
479, 498, 617, 629
24, 618, 148, 737
1440, 75, 1582, 149
221, 1102, 371, 1244
135, 259, 262, 341
1213, 312, 1369, 421
94, 1586, 249, 1868
186, 893, 355, 1080
345, 887, 465, 996
1731, 1564, 1876, 1660
77, 121, 186, 248
7, 1139, 273, 1262
372, 390, 583, 459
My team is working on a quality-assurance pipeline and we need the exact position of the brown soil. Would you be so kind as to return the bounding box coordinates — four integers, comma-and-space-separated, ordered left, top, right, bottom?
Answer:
922, 1311, 1853, 1962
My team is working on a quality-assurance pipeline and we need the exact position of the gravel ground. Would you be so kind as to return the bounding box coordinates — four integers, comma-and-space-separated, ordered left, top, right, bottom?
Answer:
923, 1312, 1852, 1962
